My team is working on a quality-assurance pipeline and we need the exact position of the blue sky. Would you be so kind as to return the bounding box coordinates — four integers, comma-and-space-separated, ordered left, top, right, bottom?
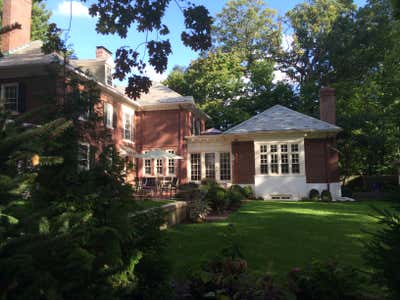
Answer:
46, 0, 366, 81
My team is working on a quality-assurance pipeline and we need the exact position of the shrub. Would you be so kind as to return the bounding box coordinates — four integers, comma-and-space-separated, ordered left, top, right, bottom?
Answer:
176, 182, 200, 202
202, 181, 228, 214
242, 185, 254, 199
341, 186, 353, 198
187, 197, 210, 223
288, 260, 376, 300
309, 189, 320, 201
226, 187, 245, 209
321, 190, 332, 202
364, 207, 400, 299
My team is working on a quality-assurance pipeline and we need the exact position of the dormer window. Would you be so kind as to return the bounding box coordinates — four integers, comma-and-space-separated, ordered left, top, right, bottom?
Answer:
105, 65, 113, 86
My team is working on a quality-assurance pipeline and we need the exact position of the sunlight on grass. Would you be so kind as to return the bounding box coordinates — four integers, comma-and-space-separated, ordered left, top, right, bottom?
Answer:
165, 200, 395, 280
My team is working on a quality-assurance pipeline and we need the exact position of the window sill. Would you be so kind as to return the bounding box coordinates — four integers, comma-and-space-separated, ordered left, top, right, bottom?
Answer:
123, 139, 135, 144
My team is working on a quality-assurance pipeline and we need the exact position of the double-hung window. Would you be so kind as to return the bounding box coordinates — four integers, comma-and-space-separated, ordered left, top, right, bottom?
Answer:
168, 150, 175, 175
144, 159, 152, 175
122, 106, 134, 142
190, 153, 201, 181
220, 152, 231, 181
103, 102, 114, 129
1, 83, 18, 112
78, 143, 90, 171
156, 159, 163, 175
105, 65, 113, 86
205, 153, 216, 179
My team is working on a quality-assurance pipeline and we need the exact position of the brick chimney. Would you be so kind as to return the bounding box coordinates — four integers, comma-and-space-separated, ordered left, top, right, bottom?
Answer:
319, 87, 336, 124
96, 46, 112, 60
1, 0, 32, 54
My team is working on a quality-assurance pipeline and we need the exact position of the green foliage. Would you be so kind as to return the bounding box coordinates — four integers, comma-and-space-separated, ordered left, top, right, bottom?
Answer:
321, 190, 333, 202
309, 189, 320, 201
186, 225, 284, 299
365, 206, 400, 299
288, 260, 375, 300
201, 180, 228, 214
213, 0, 281, 68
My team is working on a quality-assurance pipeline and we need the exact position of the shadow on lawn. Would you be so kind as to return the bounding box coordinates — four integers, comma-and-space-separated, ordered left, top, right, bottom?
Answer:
166, 201, 393, 280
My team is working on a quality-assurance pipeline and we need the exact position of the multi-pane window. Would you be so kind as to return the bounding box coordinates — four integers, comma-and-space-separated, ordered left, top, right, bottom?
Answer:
259, 143, 301, 175
292, 154, 300, 173
191, 153, 201, 181
205, 153, 216, 179
220, 153, 231, 181
144, 159, 152, 175
270, 154, 279, 173
281, 154, 289, 174
103, 102, 113, 128
78, 143, 90, 171
123, 111, 134, 141
156, 159, 163, 175
260, 145, 268, 174
1, 83, 18, 111
168, 150, 175, 175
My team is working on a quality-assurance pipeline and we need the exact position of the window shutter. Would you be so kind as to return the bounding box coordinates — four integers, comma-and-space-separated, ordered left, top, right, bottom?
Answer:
112, 106, 117, 129
18, 83, 26, 113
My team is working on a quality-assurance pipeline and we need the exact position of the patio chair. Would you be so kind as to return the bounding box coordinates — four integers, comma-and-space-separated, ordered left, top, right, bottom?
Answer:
170, 177, 179, 197
142, 177, 157, 196
160, 177, 172, 196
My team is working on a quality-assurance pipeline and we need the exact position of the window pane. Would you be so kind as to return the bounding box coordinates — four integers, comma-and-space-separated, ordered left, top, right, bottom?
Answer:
270, 154, 279, 173
270, 145, 277, 152
168, 150, 175, 175
205, 153, 216, 179
123, 112, 132, 140
156, 159, 163, 175
78, 144, 89, 170
260, 154, 268, 174
291, 144, 299, 152
220, 152, 231, 181
260, 145, 268, 153
292, 153, 300, 173
145, 159, 152, 174
190, 153, 201, 181
4, 86, 18, 111
281, 154, 289, 174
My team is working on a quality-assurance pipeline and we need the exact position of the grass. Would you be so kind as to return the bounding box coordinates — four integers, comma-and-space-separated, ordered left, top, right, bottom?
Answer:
165, 200, 397, 280
136, 199, 173, 210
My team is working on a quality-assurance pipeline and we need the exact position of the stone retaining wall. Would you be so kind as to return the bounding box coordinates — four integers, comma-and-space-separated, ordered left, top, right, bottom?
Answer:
161, 201, 188, 228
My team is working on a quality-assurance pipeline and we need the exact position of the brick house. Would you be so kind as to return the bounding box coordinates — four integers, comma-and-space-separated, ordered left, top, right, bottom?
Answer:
0, 0, 342, 200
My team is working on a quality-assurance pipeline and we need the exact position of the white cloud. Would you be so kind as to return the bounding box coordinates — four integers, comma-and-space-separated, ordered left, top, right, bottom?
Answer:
55, 1, 90, 18
144, 66, 168, 83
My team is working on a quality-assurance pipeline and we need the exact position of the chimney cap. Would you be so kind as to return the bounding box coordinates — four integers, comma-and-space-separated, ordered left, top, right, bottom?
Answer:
96, 46, 112, 55
320, 87, 335, 96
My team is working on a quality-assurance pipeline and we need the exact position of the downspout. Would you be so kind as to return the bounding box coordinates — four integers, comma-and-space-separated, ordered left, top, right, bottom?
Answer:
324, 135, 330, 192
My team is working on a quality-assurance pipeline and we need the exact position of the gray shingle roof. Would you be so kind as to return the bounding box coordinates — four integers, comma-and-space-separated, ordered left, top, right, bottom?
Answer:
224, 105, 341, 134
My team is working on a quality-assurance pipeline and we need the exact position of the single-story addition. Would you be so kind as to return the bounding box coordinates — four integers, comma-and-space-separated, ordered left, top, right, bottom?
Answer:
186, 88, 342, 200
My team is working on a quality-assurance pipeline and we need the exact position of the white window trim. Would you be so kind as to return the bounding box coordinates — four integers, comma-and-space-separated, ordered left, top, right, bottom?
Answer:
1, 83, 19, 112
167, 150, 176, 176
78, 142, 90, 171
122, 105, 135, 143
105, 64, 113, 86
187, 151, 232, 183
104, 102, 114, 129
255, 139, 305, 177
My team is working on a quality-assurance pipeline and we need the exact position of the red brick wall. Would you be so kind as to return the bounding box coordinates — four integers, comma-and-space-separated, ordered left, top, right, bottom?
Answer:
304, 138, 339, 183
1, 0, 32, 53
232, 141, 255, 184
135, 108, 196, 183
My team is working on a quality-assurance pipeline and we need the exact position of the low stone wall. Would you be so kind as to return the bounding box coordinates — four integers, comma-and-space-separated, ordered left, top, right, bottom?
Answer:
161, 201, 188, 228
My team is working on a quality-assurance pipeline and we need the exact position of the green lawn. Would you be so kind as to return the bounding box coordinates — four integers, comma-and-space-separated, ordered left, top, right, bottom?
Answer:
135, 199, 173, 210
165, 200, 396, 280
